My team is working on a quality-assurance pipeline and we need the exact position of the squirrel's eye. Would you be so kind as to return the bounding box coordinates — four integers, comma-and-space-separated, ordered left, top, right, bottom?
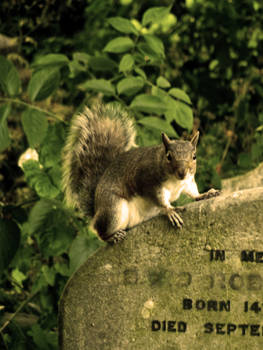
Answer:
166, 152, 172, 161
193, 154, 196, 160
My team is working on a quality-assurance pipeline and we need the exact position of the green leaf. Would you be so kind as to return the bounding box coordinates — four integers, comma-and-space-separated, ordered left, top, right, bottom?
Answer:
69, 232, 103, 274
142, 6, 171, 26
157, 76, 171, 88
48, 165, 62, 189
68, 61, 84, 78
143, 35, 165, 58
22, 109, 48, 147
29, 324, 57, 349
80, 79, 115, 96
152, 87, 193, 130
69, 52, 90, 77
137, 43, 162, 62
108, 17, 138, 35
0, 218, 20, 274
165, 99, 193, 131
35, 176, 60, 200
73, 52, 90, 66
22, 160, 60, 199
27, 199, 55, 235
119, 54, 134, 72
0, 123, 10, 152
169, 88, 192, 105
27, 199, 75, 257
185, 0, 194, 8
134, 67, 147, 80
54, 262, 70, 277
256, 124, 263, 132
0, 55, 21, 96
117, 76, 144, 96
248, 28, 261, 48
89, 56, 117, 72
32, 54, 69, 69
103, 36, 134, 53
209, 59, 219, 71
138, 116, 178, 137
11, 268, 27, 288
39, 123, 65, 168
130, 94, 167, 115
27, 67, 61, 101
42, 265, 56, 286
238, 153, 252, 169
0, 104, 11, 152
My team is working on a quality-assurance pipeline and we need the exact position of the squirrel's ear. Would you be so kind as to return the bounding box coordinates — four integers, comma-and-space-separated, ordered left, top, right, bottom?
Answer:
162, 132, 171, 151
191, 131, 199, 148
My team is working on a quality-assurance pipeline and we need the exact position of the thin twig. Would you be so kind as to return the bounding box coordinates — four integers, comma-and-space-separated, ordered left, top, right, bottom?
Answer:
0, 291, 38, 333
220, 134, 232, 165
0, 97, 67, 124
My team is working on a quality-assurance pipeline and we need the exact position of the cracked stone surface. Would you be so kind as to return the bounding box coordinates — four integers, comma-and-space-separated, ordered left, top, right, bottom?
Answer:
59, 187, 263, 350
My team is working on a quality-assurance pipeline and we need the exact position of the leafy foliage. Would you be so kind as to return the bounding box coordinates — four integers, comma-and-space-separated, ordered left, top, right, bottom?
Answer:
0, 0, 263, 348
0, 56, 21, 97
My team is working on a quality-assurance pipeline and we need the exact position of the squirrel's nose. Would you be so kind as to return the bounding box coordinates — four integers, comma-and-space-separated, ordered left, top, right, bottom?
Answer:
176, 167, 187, 180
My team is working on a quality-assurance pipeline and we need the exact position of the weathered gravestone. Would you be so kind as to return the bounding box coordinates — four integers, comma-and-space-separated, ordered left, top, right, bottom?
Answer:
59, 187, 263, 350
222, 162, 263, 194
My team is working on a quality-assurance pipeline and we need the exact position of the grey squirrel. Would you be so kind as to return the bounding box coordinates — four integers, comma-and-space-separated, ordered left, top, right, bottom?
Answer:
62, 103, 220, 243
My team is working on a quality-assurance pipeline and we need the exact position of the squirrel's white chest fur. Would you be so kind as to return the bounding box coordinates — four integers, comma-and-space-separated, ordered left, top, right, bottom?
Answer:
125, 174, 199, 228
162, 174, 198, 203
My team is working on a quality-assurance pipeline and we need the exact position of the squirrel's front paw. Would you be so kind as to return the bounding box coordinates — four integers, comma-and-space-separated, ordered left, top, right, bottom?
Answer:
196, 188, 221, 201
166, 208, 184, 228
107, 229, 127, 244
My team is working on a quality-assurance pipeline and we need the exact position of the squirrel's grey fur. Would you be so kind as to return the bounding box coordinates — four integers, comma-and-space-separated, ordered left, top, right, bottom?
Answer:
62, 104, 136, 217
62, 103, 220, 243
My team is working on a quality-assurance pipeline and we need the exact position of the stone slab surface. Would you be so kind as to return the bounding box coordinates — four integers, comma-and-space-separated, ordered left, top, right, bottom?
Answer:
59, 188, 263, 350
222, 162, 263, 193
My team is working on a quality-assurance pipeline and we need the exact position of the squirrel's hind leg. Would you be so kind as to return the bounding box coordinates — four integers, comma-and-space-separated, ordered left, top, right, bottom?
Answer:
92, 197, 130, 243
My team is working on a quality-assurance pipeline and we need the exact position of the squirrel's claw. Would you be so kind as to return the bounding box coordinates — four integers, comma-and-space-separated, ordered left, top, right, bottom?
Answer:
107, 229, 127, 244
195, 188, 221, 201
167, 208, 184, 228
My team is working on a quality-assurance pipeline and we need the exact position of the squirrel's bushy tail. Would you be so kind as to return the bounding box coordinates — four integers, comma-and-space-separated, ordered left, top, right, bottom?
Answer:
62, 103, 136, 216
